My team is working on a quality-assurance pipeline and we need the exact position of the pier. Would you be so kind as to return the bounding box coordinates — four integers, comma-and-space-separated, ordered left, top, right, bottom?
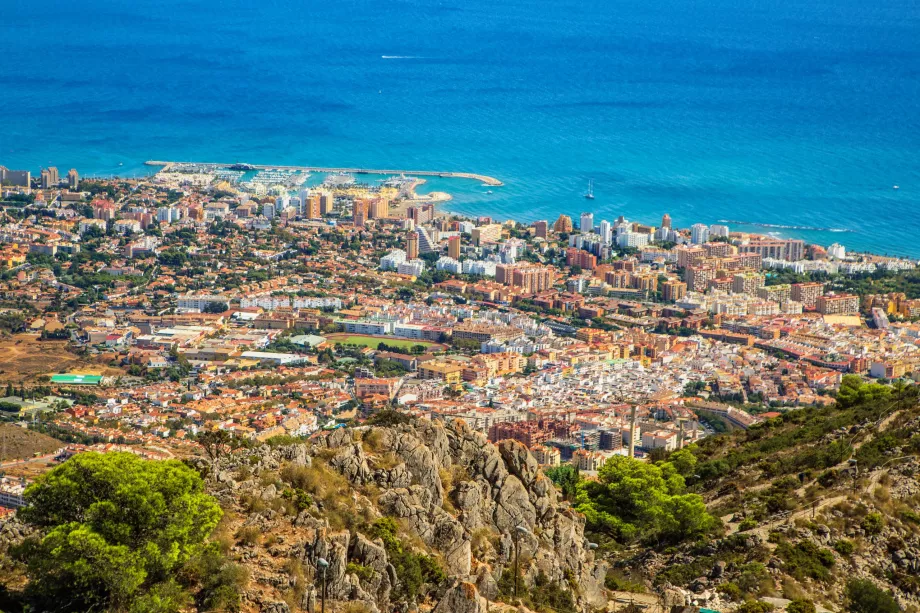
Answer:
145, 161, 504, 187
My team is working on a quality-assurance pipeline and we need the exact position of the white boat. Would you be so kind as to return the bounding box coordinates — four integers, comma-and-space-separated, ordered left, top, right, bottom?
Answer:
584, 179, 595, 200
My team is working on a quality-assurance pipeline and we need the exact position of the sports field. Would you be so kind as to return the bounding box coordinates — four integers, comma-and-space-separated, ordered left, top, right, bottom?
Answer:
326, 334, 441, 351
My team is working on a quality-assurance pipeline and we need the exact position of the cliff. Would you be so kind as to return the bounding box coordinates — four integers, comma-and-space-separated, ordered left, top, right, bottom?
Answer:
206, 417, 607, 612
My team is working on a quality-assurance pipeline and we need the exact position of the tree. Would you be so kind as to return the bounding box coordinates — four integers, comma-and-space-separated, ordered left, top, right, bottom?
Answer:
574, 455, 717, 544
202, 301, 229, 314
198, 429, 233, 463
845, 578, 899, 613
15, 452, 222, 612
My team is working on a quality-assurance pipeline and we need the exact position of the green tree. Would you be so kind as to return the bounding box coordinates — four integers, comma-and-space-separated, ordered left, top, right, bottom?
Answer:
574, 455, 717, 544
16, 452, 222, 612
845, 578, 900, 613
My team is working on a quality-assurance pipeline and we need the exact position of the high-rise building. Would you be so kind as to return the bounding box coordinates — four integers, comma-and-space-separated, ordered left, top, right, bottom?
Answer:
791, 282, 825, 309
566, 248, 597, 270
739, 238, 805, 262
662, 280, 687, 302
40, 167, 59, 189
690, 223, 710, 245
307, 194, 321, 219
352, 198, 368, 227
472, 223, 503, 246
369, 198, 389, 219
732, 272, 765, 295
533, 220, 548, 239
599, 220, 612, 245
417, 227, 437, 253
709, 224, 730, 238
406, 232, 419, 260
661, 213, 672, 229
407, 205, 434, 226
553, 215, 573, 234
580, 212, 594, 233
827, 243, 846, 260
0, 168, 30, 189
320, 192, 334, 215
448, 235, 461, 259
816, 293, 859, 315
511, 265, 554, 294
67, 169, 79, 190
684, 265, 716, 292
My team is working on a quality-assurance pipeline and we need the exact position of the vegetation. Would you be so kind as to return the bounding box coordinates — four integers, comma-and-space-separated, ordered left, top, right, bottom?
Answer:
546, 451, 717, 545
10, 452, 244, 612
845, 578, 900, 613
364, 518, 445, 602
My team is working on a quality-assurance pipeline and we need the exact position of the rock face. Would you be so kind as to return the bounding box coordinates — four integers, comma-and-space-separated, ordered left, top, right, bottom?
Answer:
206, 417, 608, 612
432, 582, 485, 613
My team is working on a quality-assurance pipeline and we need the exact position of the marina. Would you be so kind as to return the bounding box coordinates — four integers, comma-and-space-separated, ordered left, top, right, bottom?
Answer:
145, 161, 504, 187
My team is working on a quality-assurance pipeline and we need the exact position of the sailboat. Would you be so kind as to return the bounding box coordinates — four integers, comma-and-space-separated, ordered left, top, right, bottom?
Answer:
584, 179, 595, 200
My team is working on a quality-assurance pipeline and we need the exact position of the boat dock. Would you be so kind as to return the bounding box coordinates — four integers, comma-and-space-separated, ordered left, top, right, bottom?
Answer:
145, 161, 504, 186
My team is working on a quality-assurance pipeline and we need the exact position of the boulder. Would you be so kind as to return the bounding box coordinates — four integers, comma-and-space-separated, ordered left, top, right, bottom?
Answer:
432, 582, 485, 613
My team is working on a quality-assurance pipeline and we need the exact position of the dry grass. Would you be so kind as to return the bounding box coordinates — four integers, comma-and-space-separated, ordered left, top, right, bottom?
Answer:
0, 334, 122, 383
0, 424, 62, 461
235, 525, 261, 547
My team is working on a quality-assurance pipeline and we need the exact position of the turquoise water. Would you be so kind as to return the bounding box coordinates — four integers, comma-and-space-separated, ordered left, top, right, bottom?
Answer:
0, 0, 918, 255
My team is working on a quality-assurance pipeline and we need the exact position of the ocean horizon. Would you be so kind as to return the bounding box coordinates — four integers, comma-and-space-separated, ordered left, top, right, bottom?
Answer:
1, 0, 918, 256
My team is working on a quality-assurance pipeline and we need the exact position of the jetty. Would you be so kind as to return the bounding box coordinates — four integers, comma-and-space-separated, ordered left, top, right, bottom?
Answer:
145, 161, 503, 186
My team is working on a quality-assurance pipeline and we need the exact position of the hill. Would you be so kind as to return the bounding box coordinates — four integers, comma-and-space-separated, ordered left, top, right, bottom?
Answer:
199, 417, 607, 612
604, 377, 920, 612
0, 424, 62, 462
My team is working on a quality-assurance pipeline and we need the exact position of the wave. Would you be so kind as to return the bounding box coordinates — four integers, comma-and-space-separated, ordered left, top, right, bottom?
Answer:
381, 55, 423, 59
716, 220, 854, 233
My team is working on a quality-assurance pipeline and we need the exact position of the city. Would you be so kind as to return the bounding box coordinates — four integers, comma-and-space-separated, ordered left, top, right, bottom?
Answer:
0, 161, 918, 612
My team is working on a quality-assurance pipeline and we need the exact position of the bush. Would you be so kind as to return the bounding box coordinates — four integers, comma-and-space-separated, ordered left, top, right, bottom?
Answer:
739, 518, 758, 531
775, 540, 835, 582
787, 599, 817, 613
364, 518, 445, 602
834, 539, 855, 556
845, 578, 899, 613
717, 582, 743, 601
861, 512, 884, 535
235, 525, 261, 546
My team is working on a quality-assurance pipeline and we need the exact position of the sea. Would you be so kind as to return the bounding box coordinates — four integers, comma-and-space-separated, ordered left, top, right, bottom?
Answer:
1, 0, 918, 256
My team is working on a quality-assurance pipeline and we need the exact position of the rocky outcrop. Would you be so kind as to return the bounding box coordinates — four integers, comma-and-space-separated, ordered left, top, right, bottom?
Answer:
203, 417, 608, 612
432, 582, 486, 613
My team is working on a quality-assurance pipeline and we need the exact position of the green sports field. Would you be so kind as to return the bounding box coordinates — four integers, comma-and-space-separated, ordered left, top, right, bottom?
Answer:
326, 334, 440, 350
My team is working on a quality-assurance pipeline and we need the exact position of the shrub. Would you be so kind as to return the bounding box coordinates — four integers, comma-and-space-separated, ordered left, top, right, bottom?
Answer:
775, 540, 835, 582
833, 539, 855, 556
364, 518, 445, 602
861, 512, 884, 536
845, 578, 899, 613
787, 599, 817, 613
346, 562, 376, 583
739, 518, 758, 531
235, 525, 261, 546
717, 582, 743, 601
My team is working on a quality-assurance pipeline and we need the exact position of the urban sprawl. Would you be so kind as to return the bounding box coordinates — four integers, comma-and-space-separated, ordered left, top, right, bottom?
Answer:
0, 160, 918, 505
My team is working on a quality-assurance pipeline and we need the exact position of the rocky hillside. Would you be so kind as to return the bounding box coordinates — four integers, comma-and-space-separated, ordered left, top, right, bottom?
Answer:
606, 390, 920, 613
204, 417, 607, 613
